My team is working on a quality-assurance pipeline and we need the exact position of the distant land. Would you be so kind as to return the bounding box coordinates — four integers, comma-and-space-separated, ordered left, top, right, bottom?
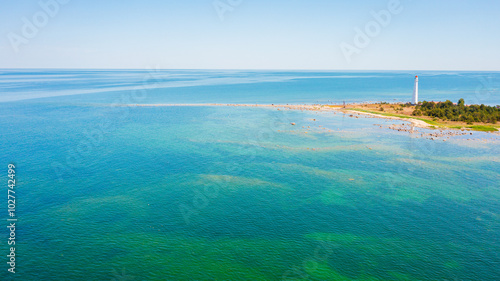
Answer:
345, 99, 499, 132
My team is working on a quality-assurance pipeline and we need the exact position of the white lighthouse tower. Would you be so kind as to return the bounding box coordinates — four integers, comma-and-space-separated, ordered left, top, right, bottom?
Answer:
412, 75, 419, 105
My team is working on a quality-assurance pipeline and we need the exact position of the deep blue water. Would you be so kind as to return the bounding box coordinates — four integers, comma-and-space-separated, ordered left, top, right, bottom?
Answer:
1, 69, 499, 105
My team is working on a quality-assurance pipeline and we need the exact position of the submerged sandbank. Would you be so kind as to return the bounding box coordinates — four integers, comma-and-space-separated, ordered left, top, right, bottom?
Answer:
118, 103, 499, 134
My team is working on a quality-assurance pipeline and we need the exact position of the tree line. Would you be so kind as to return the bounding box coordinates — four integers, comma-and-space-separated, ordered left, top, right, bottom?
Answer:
412, 99, 500, 124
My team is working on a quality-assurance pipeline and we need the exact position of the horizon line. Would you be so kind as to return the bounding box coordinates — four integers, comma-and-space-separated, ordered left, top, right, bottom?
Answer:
1, 68, 500, 72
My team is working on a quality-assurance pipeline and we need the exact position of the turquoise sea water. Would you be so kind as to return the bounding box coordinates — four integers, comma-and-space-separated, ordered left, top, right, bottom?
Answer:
1, 70, 499, 280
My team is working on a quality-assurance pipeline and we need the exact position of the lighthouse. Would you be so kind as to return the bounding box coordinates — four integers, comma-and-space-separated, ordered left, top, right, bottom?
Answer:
412, 75, 419, 105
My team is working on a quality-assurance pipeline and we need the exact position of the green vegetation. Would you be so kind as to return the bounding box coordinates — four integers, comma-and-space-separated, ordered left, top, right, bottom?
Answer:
349, 107, 499, 132
467, 125, 498, 132
413, 99, 500, 125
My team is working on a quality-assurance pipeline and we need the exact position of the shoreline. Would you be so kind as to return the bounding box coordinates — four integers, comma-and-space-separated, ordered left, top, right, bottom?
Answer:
119, 103, 499, 133
342, 109, 433, 129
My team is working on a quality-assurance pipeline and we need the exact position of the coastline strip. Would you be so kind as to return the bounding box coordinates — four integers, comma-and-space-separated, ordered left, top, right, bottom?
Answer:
114, 103, 498, 132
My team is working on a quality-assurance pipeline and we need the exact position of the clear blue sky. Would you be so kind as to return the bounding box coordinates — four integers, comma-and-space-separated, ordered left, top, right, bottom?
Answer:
1, 0, 499, 70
